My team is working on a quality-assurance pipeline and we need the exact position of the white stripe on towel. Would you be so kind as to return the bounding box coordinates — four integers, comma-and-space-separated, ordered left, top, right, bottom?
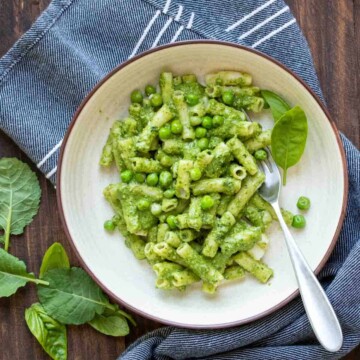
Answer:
175, 5, 183, 21
170, 25, 184, 43
37, 138, 63, 168
163, 0, 171, 14
186, 12, 195, 29
128, 10, 161, 58
151, 17, 173, 48
239, 6, 289, 40
46, 166, 57, 179
251, 18, 296, 48
226, 0, 277, 32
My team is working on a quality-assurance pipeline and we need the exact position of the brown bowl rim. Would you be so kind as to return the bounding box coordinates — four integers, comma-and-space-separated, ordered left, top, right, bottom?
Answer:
56, 40, 348, 329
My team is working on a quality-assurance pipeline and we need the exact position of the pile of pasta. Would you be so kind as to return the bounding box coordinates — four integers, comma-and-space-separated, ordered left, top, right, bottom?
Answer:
100, 71, 293, 293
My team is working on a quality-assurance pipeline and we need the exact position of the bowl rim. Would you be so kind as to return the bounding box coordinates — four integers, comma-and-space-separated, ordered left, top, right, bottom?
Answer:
56, 40, 348, 329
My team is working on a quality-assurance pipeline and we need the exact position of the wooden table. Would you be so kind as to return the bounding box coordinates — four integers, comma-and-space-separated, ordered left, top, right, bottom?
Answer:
0, 1, 359, 359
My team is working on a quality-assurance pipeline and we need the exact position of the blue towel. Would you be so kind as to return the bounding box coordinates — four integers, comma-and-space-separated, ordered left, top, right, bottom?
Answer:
0, 1, 358, 359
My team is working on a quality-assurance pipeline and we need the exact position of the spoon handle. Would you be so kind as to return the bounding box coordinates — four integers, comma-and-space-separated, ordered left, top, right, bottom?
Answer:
272, 201, 343, 352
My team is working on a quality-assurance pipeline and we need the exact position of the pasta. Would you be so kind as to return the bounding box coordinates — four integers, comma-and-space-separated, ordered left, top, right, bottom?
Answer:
100, 70, 295, 294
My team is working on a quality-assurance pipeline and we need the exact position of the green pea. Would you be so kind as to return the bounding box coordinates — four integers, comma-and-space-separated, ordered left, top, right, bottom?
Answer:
202, 116, 213, 129
159, 171, 173, 188
190, 116, 202, 126
166, 215, 178, 229
137, 199, 151, 211
104, 220, 115, 231
159, 154, 173, 167
197, 138, 209, 150
222, 90, 234, 105
159, 125, 172, 140
146, 173, 159, 186
130, 89, 143, 104
134, 173, 146, 183
186, 93, 199, 106
292, 215, 306, 228
164, 189, 175, 198
297, 196, 311, 210
151, 203, 162, 216
150, 93, 163, 107
145, 84, 156, 96
254, 149, 268, 161
195, 127, 207, 138
190, 168, 202, 181
213, 115, 224, 127
171, 119, 183, 134
121, 170, 133, 183
201, 195, 215, 210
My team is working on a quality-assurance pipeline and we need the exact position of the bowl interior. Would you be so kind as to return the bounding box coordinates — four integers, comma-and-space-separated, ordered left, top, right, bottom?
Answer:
59, 42, 346, 328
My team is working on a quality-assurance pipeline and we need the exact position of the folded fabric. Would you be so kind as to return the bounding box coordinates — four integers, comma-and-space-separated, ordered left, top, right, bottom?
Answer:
0, 1, 358, 359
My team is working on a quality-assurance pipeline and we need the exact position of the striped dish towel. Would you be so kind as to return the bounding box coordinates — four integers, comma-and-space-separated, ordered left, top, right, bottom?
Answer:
0, 1, 359, 359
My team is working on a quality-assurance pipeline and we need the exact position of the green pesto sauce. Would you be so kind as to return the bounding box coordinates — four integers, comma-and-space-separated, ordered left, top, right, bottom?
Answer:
174, 82, 205, 97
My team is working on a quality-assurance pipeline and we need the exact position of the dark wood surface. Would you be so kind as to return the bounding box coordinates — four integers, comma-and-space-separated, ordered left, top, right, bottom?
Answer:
0, 1, 359, 359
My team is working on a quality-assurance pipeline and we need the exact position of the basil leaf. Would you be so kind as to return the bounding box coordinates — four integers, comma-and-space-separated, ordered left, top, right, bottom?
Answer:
88, 310, 130, 337
40, 243, 70, 278
115, 307, 137, 327
0, 158, 41, 251
88, 303, 136, 335
37, 267, 110, 324
25, 303, 67, 360
0, 248, 48, 297
271, 106, 308, 185
261, 90, 291, 123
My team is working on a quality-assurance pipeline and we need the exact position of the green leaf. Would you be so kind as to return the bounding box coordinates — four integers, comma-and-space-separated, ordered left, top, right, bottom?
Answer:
37, 267, 111, 325
261, 90, 291, 123
115, 307, 137, 327
88, 309, 130, 337
88, 303, 136, 335
0, 158, 41, 251
25, 303, 67, 360
0, 248, 48, 297
271, 106, 308, 185
40, 243, 70, 278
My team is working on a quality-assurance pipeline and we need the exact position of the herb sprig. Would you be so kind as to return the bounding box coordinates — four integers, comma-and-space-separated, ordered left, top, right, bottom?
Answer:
261, 91, 308, 184
0, 158, 41, 251
0, 158, 134, 360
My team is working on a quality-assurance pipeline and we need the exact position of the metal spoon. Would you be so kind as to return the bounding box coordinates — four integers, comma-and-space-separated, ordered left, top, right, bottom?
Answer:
244, 111, 343, 352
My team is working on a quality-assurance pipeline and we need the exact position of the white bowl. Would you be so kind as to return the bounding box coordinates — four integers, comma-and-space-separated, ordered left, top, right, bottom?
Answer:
57, 41, 347, 328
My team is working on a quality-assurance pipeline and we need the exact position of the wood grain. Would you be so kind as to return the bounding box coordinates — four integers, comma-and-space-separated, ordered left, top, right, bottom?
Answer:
0, 1, 359, 359
287, 0, 359, 148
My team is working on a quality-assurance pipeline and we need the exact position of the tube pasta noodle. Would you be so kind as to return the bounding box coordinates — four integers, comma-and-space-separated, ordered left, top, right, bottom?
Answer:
191, 178, 241, 196
173, 90, 195, 140
100, 70, 298, 294
229, 164, 247, 180
227, 137, 258, 175
202, 211, 236, 257
244, 129, 272, 153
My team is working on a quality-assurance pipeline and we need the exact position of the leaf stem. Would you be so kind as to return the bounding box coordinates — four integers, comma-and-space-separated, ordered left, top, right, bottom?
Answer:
105, 303, 117, 311
4, 188, 13, 252
282, 169, 287, 186
4, 229, 10, 252
31, 278, 49, 286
